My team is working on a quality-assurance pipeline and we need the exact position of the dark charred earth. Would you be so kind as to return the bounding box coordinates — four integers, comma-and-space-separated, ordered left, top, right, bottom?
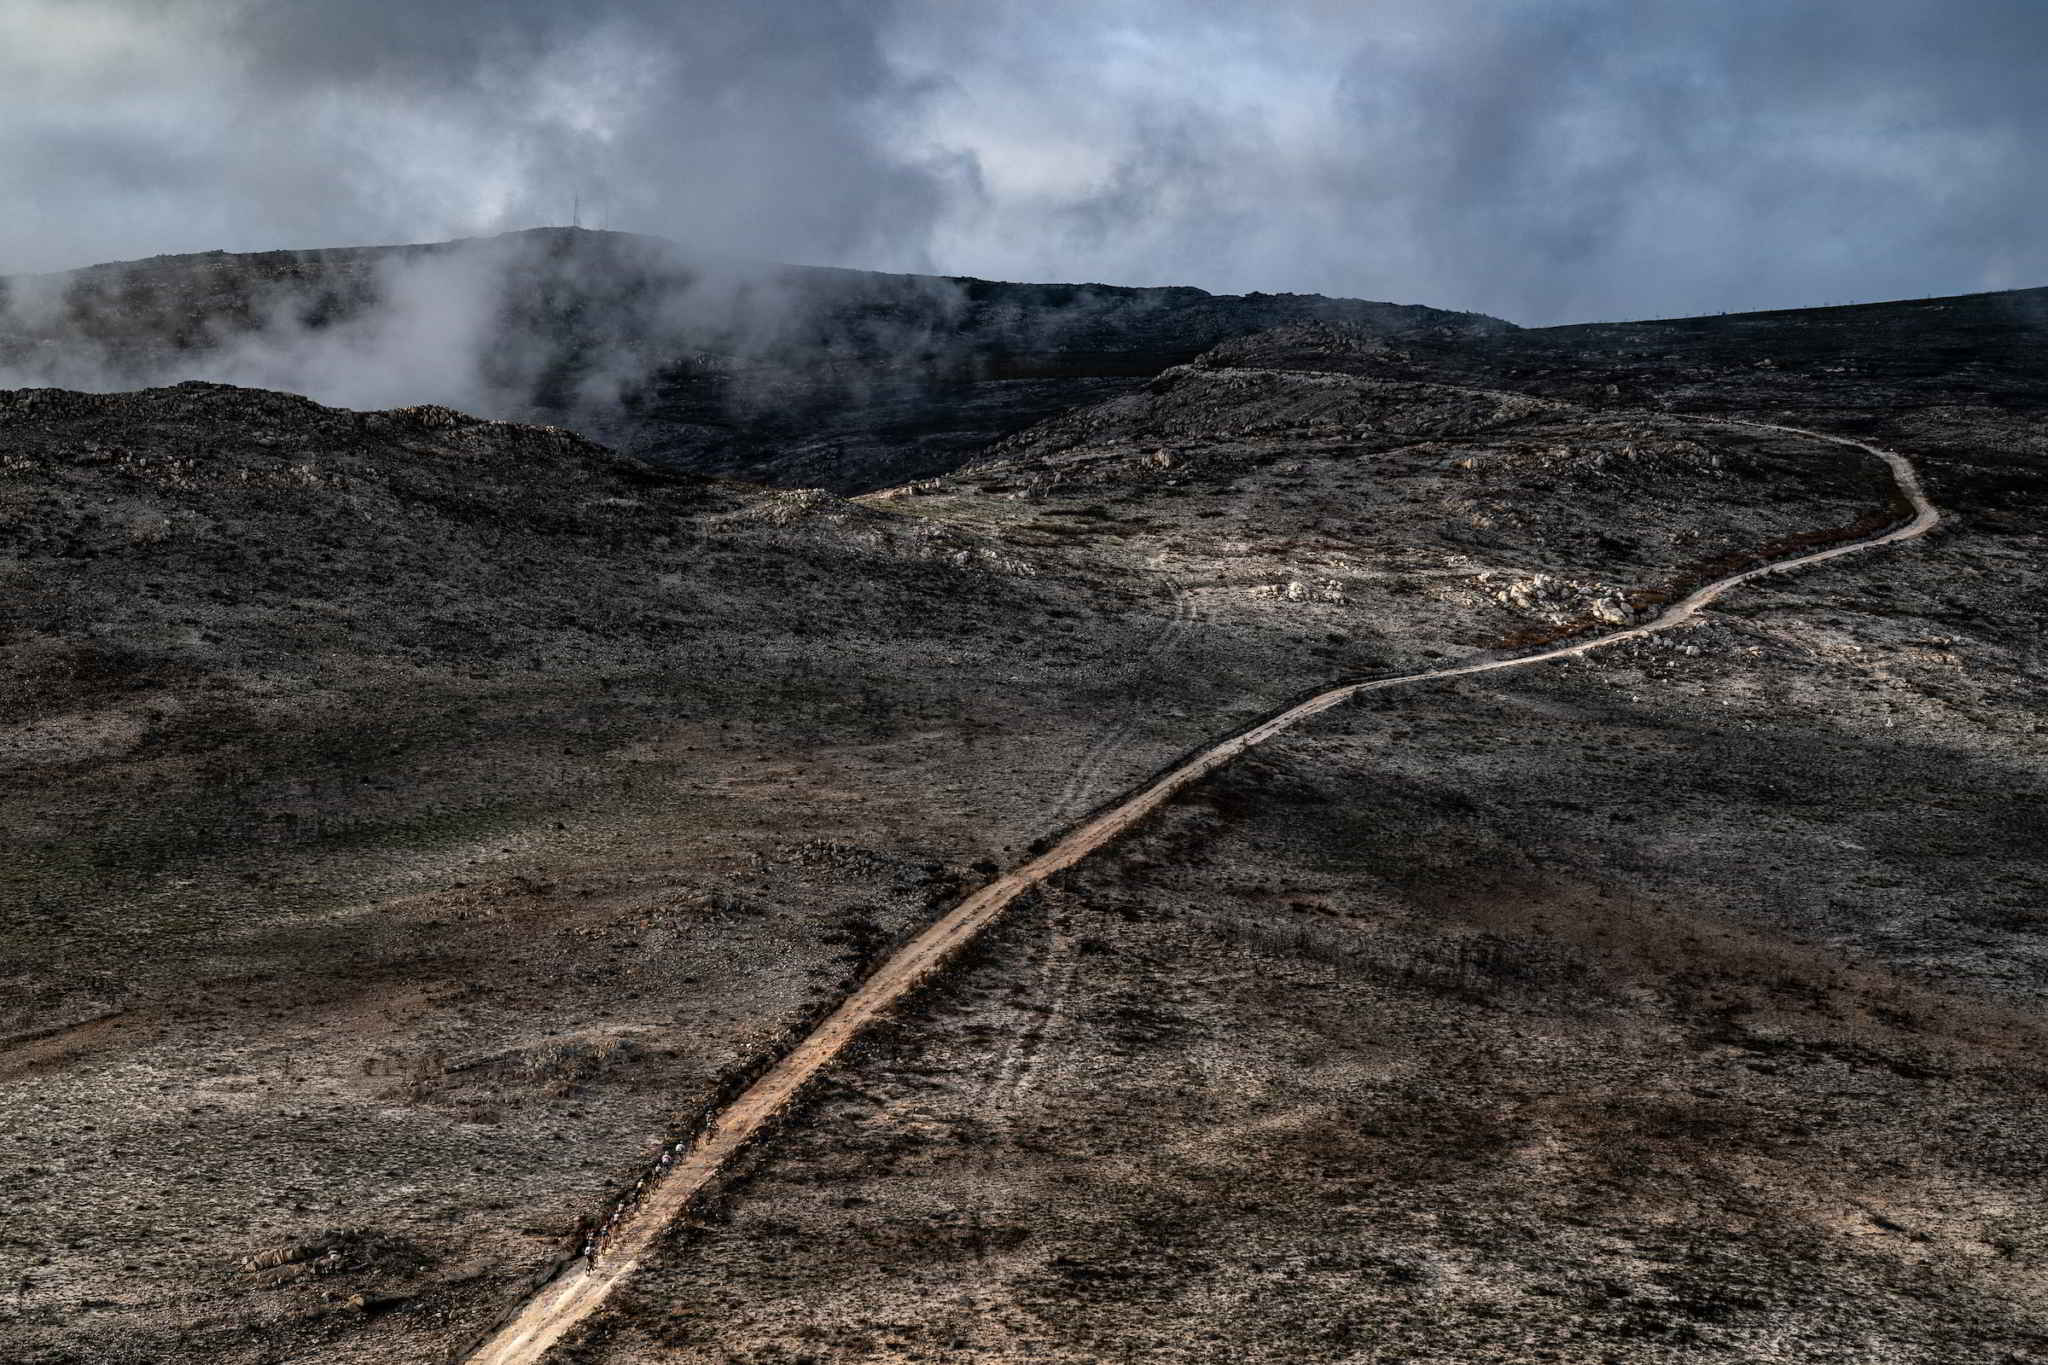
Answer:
2, 251, 2045, 1364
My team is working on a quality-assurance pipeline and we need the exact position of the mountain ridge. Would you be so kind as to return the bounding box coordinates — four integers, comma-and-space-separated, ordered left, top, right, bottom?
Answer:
0, 227, 1512, 494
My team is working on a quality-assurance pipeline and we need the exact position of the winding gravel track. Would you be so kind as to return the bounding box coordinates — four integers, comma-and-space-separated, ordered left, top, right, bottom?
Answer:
466, 421, 1938, 1365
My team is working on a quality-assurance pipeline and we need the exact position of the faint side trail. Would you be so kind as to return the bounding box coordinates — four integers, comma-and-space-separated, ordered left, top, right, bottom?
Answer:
986, 898, 1074, 1107
1048, 575, 1200, 823
466, 421, 1938, 1365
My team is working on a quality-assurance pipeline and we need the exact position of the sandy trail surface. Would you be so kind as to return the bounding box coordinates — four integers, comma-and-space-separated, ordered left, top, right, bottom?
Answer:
466, 421, 1939, 1365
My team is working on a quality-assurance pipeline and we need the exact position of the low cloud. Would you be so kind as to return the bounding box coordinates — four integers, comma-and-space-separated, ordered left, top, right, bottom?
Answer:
4, 1, 2045, 324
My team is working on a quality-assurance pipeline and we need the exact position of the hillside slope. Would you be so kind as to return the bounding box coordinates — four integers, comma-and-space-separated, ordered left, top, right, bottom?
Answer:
5, 272, 2048, 1364
627, 297, 2048, 1364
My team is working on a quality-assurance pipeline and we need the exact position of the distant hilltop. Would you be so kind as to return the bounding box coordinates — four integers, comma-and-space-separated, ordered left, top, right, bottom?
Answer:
0, 227, 1511, 491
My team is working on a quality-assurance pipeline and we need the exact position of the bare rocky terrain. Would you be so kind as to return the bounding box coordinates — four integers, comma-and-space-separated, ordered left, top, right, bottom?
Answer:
2, 258, 2045, 1363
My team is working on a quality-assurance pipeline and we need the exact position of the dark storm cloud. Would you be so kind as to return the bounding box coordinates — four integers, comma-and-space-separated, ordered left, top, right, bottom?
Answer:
899, 0, 2048, 321
4, 1, 2045, 323
1309, 0, 2048, 320
223, 0, 964, 268
0, 0, 971, 277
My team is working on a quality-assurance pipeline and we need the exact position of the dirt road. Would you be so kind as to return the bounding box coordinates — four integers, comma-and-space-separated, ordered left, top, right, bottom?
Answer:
465, 422, 1939, 1365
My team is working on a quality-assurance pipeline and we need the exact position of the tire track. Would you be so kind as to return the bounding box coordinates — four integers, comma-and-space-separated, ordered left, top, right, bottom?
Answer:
465, 420, 1938, 1364
1047, 578, 1202, 824
984, 895, 1076, 1110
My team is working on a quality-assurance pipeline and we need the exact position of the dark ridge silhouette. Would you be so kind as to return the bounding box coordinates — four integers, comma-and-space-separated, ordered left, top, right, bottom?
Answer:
0, 227, 1511, 493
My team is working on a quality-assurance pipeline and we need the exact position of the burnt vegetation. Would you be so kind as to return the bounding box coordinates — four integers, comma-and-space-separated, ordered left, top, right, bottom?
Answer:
4, 244, 2047, 1363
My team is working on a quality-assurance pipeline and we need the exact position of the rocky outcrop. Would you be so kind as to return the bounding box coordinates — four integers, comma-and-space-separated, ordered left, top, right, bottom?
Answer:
1476, 571, 1632, 625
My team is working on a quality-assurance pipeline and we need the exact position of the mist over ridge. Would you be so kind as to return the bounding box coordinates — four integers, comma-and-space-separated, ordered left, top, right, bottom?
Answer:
0, 225, 1508, 491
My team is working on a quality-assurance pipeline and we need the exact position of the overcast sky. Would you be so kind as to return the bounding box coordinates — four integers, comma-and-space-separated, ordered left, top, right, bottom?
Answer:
5, 0, 2043, 324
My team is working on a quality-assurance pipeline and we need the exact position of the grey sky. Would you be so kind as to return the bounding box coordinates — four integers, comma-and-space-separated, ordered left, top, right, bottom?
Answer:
4, 0, 2042, 324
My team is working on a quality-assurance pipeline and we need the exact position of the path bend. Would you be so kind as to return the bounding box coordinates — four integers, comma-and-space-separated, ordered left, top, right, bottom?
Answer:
466, 420, 1939, 1365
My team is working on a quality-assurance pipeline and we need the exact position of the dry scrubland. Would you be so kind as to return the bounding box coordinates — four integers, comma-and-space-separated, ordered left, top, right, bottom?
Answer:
594, 601, 2047, 1364
3, 278, 2047, 1363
